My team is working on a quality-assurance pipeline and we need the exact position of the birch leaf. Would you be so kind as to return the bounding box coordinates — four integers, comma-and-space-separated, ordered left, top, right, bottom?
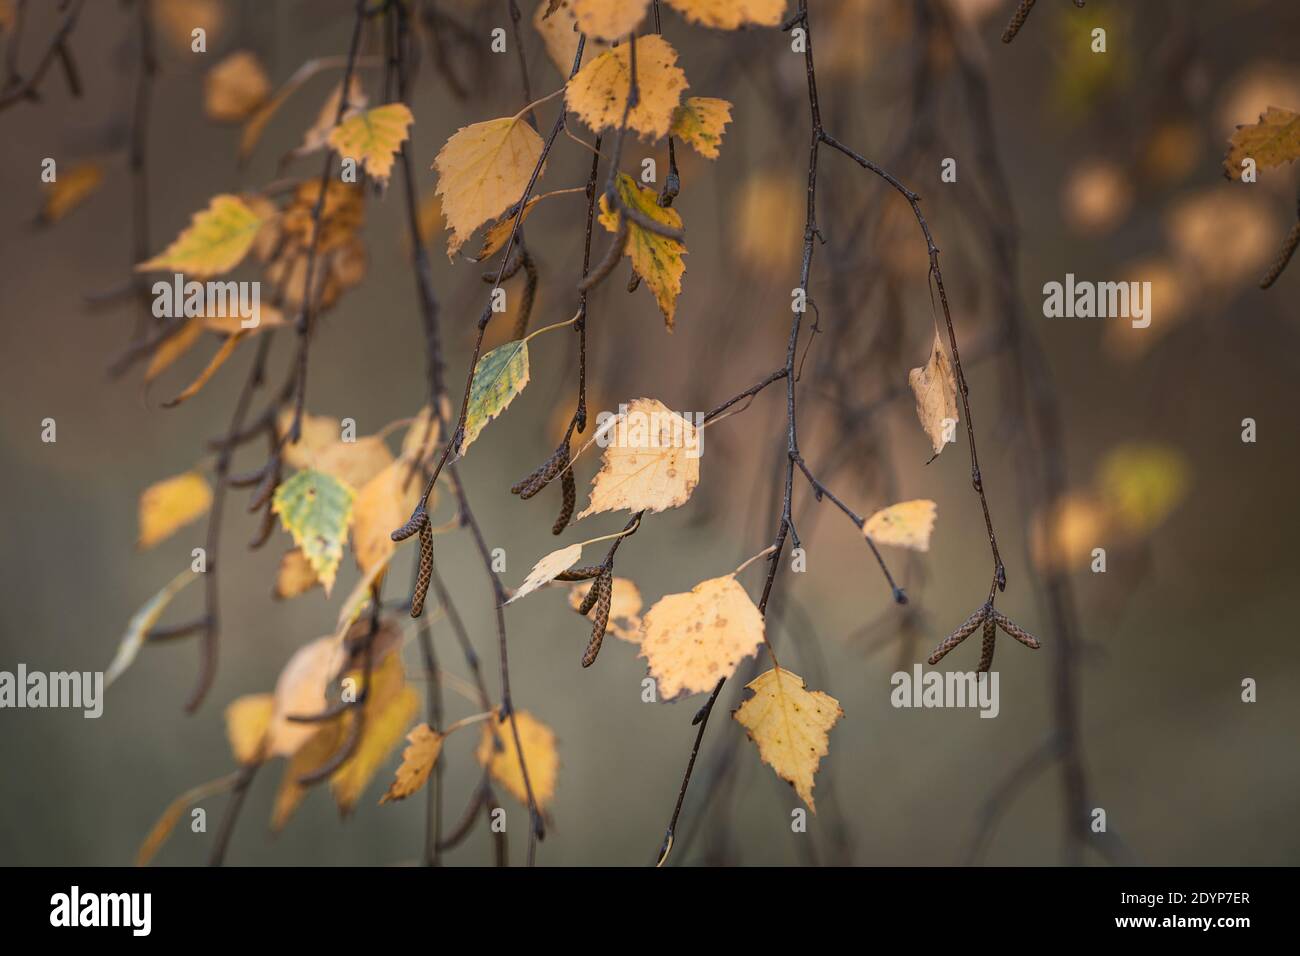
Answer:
327, 103, 414, 187
225, 693, 275, 764
288, 76, 368, 161
106, 569, 198, 688
161, 332, 248, 408
463, 340, 530, 453
597, 173, 686, 327
862, 499, 937, 552
136, 195, 265, 278
138, 471, 212, 550
578, 398, 699, 519
137, 774, 236, 866
271, 469, 356, 595
144, 321, 204, 384
534, 0, 609, 77
670, 97, 733, 159
433, 115, 545, 258
1224, 106, 1300, 180
571, 0, 649, 40
908, 331, 958, 457
274, 548, 320, 599
733, 667, 843, 812
204, 50, 270, 122
271, 718, 346, 832
352, 460, 421, 576
331, 685, 420, 815
665, 0, 786, 30
474, 195, 542, 261
268, 635, 346, 758
506, 543, 583, 604
565, 34, 688, 141
380, 723, 444, 804
476, 710, 559, 808
39, 161, 102, 223
639, 574, 764, 699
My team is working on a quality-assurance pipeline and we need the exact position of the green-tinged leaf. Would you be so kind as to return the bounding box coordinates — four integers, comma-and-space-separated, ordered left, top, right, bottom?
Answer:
669, 97, 732, 159
107, 569, 200, 688
136, 194, 266, 278
272, 469, 356, 595
462, 340, 529, 453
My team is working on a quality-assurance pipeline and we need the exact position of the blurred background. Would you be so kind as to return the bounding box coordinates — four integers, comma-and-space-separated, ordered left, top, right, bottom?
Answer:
1, 0, 1298, 866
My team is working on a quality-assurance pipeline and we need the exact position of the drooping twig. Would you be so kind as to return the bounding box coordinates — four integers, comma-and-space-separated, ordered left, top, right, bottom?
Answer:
0, 0, 85, 111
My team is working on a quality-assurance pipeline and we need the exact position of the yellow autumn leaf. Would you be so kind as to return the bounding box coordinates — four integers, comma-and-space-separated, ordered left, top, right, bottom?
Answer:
277, 411, 394, 489
161, 331, 248, 408
138, 471, 212, 549
137, 773, 237, 866
639, 574, 764, 699
271, 645, 411, 827
571, 0, 649, 40
534, 0, 610, 77
565, 34, 688, 141
578, 398, 700, 519
327, 102, 414, 187
315, 437, 395, 493
287, 76, 368, 162
352, 460, 421, 576
225, 693, 275, 765
271, 717, 346, 832
433, 114, 545, 258
380, 723, 444, 804
506, 543, 583, 604
597, 173, 686, 327
278, 409, 341, 467
733, 667, 842, 812
204, 50, 270, 122
474, 195, 542, 261
136, 194, 266, 278
332, 685, 420, 815
144, 320, 204, 385
908, 330, 958, 457
274, 548, 320, 599
40, 161, 103, 224
862, 499, 937, 552
267, 636, 346, 757
664, 0, 786, 30
670, 97, 733, 159
1223, 106, 1300, 180
154, 0, 224, 54
569, 576, 642, 642
476, 710, 559, 808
